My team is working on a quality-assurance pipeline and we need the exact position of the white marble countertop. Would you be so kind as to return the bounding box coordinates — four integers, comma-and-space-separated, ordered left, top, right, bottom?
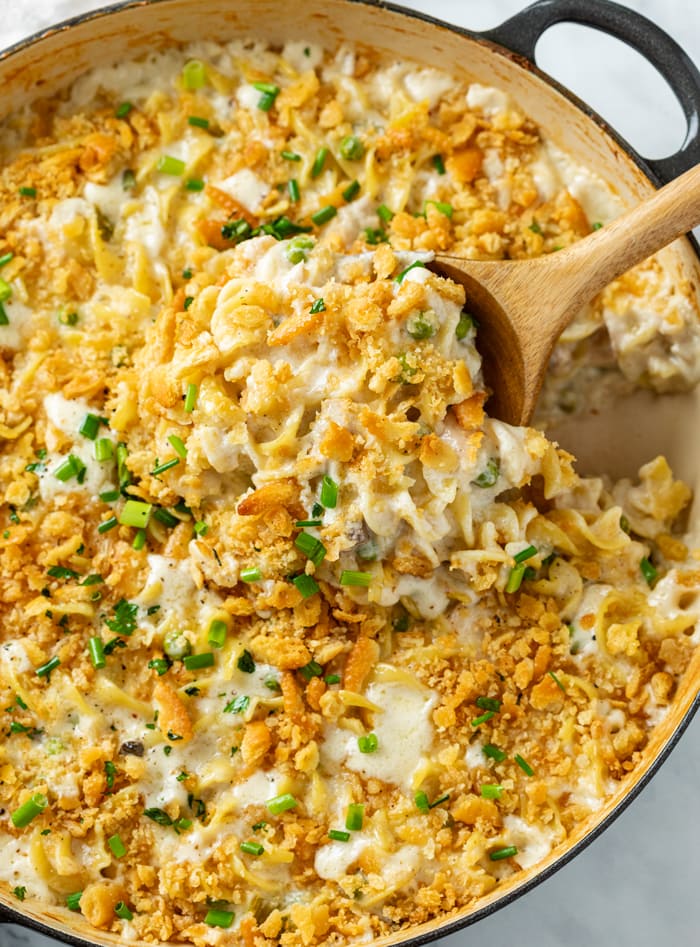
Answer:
2, 2, 699, 946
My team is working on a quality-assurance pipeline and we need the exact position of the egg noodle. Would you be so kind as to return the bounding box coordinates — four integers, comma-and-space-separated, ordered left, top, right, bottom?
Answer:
0, 38, 699, 945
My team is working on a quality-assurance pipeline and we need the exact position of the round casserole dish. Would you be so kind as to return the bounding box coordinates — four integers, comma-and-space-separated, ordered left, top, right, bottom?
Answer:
1, 1, 699, 945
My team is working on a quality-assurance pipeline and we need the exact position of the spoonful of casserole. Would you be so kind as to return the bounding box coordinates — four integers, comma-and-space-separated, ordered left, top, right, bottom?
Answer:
433, 162, 700, 425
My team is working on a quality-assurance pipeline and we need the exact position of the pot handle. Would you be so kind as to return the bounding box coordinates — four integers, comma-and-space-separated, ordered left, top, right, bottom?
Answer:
480, 0, 700, 183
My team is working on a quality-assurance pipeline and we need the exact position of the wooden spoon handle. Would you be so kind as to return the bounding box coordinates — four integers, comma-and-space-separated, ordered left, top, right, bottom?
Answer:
551, 162, 700, 328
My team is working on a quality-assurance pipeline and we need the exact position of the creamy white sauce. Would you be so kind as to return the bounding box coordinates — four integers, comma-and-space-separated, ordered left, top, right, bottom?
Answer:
320, 679, 437, 792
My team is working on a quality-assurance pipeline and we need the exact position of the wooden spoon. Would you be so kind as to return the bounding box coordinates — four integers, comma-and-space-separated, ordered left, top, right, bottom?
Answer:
433, 162, 700, 426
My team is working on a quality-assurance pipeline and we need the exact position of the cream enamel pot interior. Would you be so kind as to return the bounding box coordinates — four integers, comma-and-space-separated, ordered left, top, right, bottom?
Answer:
1, 0, 700, 944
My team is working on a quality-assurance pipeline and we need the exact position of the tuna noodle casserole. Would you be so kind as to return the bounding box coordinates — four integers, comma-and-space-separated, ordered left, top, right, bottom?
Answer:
1, 37, 699, 946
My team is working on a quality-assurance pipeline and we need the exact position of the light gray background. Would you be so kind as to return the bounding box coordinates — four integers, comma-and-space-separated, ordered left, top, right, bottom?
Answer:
1, 2, 699, 946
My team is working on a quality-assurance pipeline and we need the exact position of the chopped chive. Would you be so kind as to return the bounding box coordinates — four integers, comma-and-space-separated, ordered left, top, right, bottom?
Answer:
116, 443, 130, 489
640, 556, 658, 587
414, 791, 430, 812
122, 169, 136, 191
78, 413, 101, 440
184, 383, 198, 412
185, 178, 205, 191
339, 135, 365, 160
505, 562, 527, 593
340, 570, 372, 587
115, 901, 133, 920
240, 840, 264, 856
0, 301, 8, 325
310, 298, 325, 313
328, 829, 350, 842
108, 834, 127, 858
528, 219, 542, 235
324, 674, 340, 685
432, 154, 446, 175
0, 278, 12, 303
0, 252, 14, 267
255, 85, 280, 111
151, 457, 180, 477
514, 544, 537, 564
115, 101, 133, 119
11, 792, 47, 827
311, 146, 328, 177
188, 115, 209, 129
476, 696, 501, 712
395, 260, 426, 283
36, 656, 60, 680
54, 454, 85, 483
358, 733, 378, 754
19, 186, 37, 198
193, 520, 208, 536
282, 150, 301, 161
345, 803, 364, 831
157, 155, 185, 176
288, 178, 300, 202
377, 204, 394, 222
312, 205, 337, 226
182, 268, 193, 279
132, 529, 147, 551
118, 500, 152, 528
240, 567, 262, 583
237, 649, 255, 673
205, 909, 234, 929
514, 754, 534, 776
295, 531, 326, 566
143, 807, 173, 825
471, 711, 495, 727
183, 652, 215, 671
592, 221, 603, 230
208, 619, 228, 648
168, 435, 187, 459
425, 199, 453, 218
267, 793, 298, 815
429, 793, 450, 809
153, 507, 178, 527
320, 475, 338, 509
88, 637, 106, 669
295, 519, 322, 528
12, 886, 26, 901
490, 845, 518, 861
98, 515, 118, 534
183, 60, 206, 89
299, 660, 323, 681
342, 179, 360, 201
292, 574, 320, 598
481, 784, 504, 800
94, 438, 114, 462
66, 891, 83, 912
364, 226, 388, 244
548, 670, 566, 693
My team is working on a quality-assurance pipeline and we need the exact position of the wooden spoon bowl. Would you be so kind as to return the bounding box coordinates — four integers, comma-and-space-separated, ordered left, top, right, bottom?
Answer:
434, 163, 700, 425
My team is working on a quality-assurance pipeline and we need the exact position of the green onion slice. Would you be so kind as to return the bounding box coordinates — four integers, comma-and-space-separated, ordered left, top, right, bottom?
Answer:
340, 570, 372, 587
204, 909, 234, 928
11, 792, 47, 828
345, 803, 364, 831
490, 845, 518, 861
266, 793, 298, 815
